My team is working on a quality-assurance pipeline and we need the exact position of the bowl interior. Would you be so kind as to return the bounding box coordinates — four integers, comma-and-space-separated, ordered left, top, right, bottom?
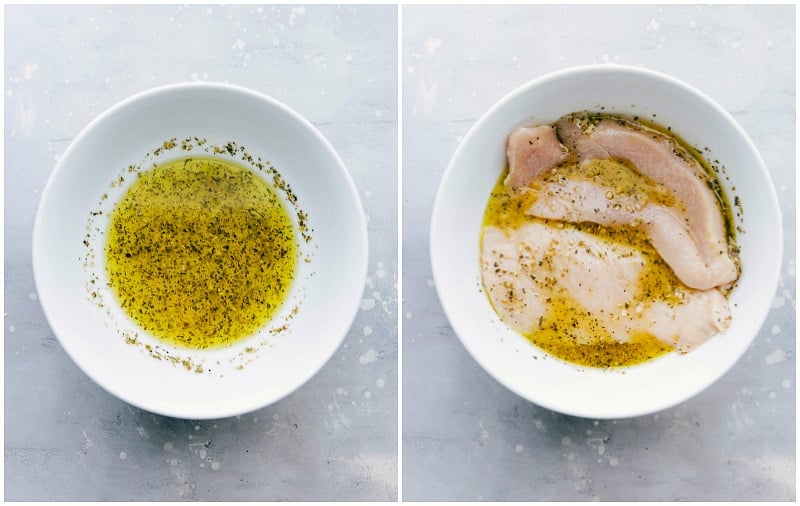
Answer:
33, 83, 367, 419
431, 65, 781, 419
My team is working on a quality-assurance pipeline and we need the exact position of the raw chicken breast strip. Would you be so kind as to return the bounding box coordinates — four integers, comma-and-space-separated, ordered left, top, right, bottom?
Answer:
481, 222, 731, 352
555, 115, 610, 161
588, 119, 738, 287
526, 178, 730, 290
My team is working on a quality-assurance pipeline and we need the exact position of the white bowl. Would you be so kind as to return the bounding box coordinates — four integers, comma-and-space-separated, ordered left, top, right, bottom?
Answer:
430, 65, 782, 419
33, 83, 368, 419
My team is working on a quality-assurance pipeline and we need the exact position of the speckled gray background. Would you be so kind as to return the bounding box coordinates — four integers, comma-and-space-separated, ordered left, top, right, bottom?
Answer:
5, 4, 397, 501
402, 4, 795, 501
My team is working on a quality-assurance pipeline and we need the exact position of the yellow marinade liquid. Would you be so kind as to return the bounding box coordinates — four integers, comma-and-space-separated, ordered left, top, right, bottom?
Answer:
106, 157, 297, 349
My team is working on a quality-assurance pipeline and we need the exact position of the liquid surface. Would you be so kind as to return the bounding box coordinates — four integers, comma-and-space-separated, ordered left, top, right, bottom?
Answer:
106, 157, 297, 349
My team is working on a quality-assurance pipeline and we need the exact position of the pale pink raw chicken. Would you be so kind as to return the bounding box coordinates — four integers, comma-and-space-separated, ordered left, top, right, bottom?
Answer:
487, 113, 739, 354
481, 222, 731, 352
503, 116, 738, 289
504, 125, 567, 189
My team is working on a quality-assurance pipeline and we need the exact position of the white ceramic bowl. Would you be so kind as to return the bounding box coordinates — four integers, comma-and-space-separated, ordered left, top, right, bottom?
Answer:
431, 65, 782, 419
33, 83, 367, 419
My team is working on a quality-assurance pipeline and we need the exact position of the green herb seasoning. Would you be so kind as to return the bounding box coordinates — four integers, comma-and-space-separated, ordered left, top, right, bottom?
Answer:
105, 157, 297, 349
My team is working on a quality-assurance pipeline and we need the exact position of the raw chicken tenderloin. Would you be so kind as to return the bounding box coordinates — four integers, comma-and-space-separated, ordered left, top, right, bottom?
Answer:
588, 119, 738, 287
505, 125, 568, 189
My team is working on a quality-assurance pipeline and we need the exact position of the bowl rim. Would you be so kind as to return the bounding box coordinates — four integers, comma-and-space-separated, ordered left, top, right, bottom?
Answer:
32, 81, 369, 419
430, 63, 783, 419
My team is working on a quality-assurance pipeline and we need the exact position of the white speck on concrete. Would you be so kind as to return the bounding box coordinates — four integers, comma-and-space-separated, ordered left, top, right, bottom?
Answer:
81, 430, 92, 449
363, 325, 373, 336
405, 312, 413, 319
359, 349, 379, 365
211, 460, 221, 471
8, 325, 15, 333
477, 422, 489, 445
781, 379, 791, 389
360, 297, 376, 310
426, 37, 442, 55
426, 279, 435, 288
164, 442, 174, 452
646, 18, 660, 31
363, 390, 372, 399
23, 62, 38, 79
376, 378, 385, 388
766, 349, 787, 365
289, 6, 306, 26
515, 444, 524, 453
772, 325, 781, 336
29, 292, 38, 301
336, 387, 346, 395
232, 38, 246, 50
609, 456, 619, 466
561, 436, 571, 446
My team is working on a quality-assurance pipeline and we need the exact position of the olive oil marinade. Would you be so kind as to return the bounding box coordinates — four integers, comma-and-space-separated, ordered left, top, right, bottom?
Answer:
106, 157, 297, 349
